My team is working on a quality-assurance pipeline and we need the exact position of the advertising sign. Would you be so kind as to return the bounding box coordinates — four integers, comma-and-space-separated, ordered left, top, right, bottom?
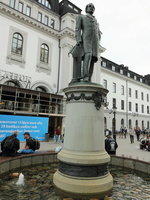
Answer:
0, 115, 49, 142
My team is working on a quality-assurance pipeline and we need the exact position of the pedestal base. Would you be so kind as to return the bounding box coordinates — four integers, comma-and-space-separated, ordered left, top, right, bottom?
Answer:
54, 171, 113, 199
53, 83, 113, 199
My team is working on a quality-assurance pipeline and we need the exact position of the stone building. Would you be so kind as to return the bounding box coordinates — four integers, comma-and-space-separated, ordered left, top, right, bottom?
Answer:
0, 0, 83, 136
101, 57, 150, 132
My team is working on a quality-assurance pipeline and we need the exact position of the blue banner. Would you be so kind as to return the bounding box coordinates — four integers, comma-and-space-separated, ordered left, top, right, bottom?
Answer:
0, 115, 49, 142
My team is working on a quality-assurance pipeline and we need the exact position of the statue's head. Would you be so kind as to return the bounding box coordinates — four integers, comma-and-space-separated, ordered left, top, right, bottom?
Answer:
85, 3, 95, 14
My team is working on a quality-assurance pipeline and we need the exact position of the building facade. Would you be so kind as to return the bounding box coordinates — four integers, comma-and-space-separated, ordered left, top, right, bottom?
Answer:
0, 0, 150, 136
101, 57, 150, 132
0, 0, 83, 135
0, 0, 103, 136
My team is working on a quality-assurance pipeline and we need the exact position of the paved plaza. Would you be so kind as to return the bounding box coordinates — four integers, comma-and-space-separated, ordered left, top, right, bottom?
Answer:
19, 134, 150, 163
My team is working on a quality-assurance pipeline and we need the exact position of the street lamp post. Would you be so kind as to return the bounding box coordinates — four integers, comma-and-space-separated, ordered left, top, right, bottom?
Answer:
112, 106, 117, 140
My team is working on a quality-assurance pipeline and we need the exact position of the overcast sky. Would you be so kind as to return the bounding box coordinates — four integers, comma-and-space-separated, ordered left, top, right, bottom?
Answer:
69, 0, 150, 76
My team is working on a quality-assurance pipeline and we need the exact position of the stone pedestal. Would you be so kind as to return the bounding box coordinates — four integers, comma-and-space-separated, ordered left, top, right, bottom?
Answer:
53, 83, 113, 199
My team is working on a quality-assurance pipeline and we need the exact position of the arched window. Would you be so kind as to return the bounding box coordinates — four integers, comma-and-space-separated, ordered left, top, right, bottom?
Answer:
129, 119, 132, 129
4, 81, 20, 87
40, 43, 49, 63
11, 33, 23, 55
147, 121, 149, 129
142, 120, 144, 129
104, 117, 107, 130
36, 86, 47, 92
121, 119, 124, 127
135, 120, 138, 128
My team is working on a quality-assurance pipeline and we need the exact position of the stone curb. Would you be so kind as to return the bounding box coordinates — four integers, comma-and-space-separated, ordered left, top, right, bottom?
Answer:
0, 152, 149, 175
110, 155, 150, 174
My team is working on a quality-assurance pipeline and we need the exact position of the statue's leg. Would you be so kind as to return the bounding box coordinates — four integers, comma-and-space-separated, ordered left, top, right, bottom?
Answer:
89, 57, 95, 82
83, 53, 92, 81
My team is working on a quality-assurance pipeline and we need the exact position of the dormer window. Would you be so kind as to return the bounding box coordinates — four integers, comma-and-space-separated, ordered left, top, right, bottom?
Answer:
38, 0, 51, 9
102, 61, 106, 67
120, 69, 123, 74
112, 65, 115, 71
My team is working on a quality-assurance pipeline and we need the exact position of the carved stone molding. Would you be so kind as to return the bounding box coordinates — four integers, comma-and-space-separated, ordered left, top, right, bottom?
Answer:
0, 2, 59, 38
66, 91, 107, 110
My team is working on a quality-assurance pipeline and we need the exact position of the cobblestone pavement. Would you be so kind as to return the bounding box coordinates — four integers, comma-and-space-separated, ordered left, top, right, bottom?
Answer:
18, 134, 150, 163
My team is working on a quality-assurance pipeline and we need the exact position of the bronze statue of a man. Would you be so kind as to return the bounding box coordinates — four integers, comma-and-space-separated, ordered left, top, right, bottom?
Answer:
75, 3, 101, 82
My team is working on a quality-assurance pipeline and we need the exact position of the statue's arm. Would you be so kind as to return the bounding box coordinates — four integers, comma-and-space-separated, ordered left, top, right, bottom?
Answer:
75, 15, 82, 44
98, 24, 102, 41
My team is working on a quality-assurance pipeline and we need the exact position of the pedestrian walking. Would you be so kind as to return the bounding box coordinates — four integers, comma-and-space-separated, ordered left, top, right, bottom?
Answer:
129, 128, 135, 144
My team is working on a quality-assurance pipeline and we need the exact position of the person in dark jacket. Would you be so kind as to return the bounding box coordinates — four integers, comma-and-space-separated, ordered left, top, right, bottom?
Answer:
1, 131, 20, 156
19, 132, 35, 154
105, 135, 118, 155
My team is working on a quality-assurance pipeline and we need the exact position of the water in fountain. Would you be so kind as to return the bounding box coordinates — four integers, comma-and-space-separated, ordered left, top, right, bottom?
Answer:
0, 164, 149, 200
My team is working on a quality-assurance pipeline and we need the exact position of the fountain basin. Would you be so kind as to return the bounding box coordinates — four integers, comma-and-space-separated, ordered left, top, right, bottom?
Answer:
0, 160, 149, 200
0, 152, 149, 175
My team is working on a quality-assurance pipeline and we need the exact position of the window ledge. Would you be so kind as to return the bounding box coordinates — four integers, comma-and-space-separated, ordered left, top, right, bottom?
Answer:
36, 62, 51, 74
7, 54, 25, 66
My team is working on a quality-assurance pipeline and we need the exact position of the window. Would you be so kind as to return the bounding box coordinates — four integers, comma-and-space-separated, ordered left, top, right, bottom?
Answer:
103, 79, 107, 89
141, 104, 144, 113
9, 0, 15, 8
147, 94, 149, 102
50, 19, 55, 29
120, 69, 123, 74
141, 92, 144, 100
112, 98, 116, 108
147, 121, 150, 129
36, 86, 47, 92
128, 73, 130, 77
134, 75, 137, 80
129, 119, 132, 129
129, 102, 132, 111
129, 88, 131, 97
11, 33, 23, 55
147, 106, 149, 114
40, 43, 49, 63
112, 83, 116, 93
135, 103, 138, 112
135, 120, 138, 127
18, 2, 23, 13
142, 121, 144, 129
121, 85, 124, 95
4, 81, 20, 87
135, 90, 138, 99
112, 66, 115, 71
38, 12, 42, 22
26, 6, 31, 16
121, 100, 124, 110
38, 0, 51, 9
44, 16, 49, 25
102, 61, 106, 67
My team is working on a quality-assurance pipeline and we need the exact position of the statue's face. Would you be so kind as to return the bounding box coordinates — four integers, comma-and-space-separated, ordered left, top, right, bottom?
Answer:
86, 3, 95, 14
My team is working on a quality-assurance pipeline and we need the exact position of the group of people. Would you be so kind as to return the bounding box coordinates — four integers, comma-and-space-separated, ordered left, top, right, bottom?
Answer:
119, 127, 128, 139
0, 131, 40, 156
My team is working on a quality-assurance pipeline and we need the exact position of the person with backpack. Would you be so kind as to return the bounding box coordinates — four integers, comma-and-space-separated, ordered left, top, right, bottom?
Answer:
19, 132, 40, 154
105, 134, 118, 155
1, 131, 20, 156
